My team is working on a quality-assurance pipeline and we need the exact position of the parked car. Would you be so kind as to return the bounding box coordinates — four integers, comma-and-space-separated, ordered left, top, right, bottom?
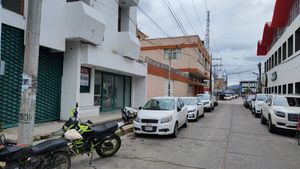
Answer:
181, 97, 204, 121
133, 97, 188, 137
297, 113, 300, 145
244, 95, 255, 108
197, 94, 215, 112
224, 94, 232, 100
251, 94, 269, 117
261, 95, 300, 133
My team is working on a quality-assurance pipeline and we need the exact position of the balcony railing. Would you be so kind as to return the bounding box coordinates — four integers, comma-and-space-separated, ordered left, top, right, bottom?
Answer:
144, 57, 189, 78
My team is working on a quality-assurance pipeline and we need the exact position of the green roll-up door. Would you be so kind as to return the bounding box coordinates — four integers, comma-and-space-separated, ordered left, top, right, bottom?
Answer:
35, 47, 63, 123
0, 24, 24, 128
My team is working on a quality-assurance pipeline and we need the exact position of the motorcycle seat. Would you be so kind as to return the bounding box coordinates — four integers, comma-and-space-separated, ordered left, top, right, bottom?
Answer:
31, 138, 67, 155
92, 122, 118, 137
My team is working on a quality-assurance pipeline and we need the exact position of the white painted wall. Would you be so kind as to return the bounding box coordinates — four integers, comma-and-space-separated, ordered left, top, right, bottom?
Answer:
264, 14, 300, 93
132, 76, 147, 108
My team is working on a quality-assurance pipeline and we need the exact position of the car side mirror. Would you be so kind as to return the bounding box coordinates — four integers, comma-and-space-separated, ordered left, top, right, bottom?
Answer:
138, 107, 142, 110
177, 107, 182, 112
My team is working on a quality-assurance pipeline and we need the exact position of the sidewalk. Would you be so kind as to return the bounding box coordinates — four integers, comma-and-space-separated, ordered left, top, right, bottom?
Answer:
2, 111, 122, 142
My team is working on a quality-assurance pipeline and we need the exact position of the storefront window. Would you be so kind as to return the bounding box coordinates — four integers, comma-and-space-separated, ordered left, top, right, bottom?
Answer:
124, 77, 131, 107
114, 76, 124, 109
102, 73, 114, 111
94, 70, 102, 106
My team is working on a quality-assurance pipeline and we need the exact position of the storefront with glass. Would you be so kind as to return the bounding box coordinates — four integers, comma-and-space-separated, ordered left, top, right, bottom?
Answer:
93, 70, 132, 112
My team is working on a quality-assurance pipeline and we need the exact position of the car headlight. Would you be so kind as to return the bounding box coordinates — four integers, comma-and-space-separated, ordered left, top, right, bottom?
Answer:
188, 109, 196, 113
161, 116, 172, 123
275, 111, 285, 118
135, 117, 140, 123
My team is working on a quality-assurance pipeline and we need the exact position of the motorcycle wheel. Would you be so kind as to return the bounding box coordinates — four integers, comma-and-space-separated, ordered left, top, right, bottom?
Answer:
96, 135, 121, 158
43, 152, 71, 169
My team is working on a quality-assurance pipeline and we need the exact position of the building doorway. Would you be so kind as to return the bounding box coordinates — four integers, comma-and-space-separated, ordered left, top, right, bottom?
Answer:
94, 71, 131, 112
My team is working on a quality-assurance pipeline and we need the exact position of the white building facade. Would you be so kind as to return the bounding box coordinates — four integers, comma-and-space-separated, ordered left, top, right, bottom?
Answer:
0, 0, 146, 128
257, 0, 300, 95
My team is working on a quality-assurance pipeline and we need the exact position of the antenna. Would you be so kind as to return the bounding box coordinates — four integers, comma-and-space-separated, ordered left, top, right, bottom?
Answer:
205, 10, 210, 53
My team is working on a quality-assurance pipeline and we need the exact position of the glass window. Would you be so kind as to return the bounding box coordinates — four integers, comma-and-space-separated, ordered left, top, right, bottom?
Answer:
102, 73, 114, 111
288, 35, 294, 57
282, 42, 287, 61
114, 76, 125, 109
278, 85, 281, 94
143, 99, 175, 110
283, 84, 287, 94
296, 82, 300, 94
2, 0, 24, 15
273, 97, 300, 107
181, 98, 198, 105
256, 95, 268, 101
296, 27, 300, 52
288, 83, 293, 94
278, 47, 282, 64
124, 77, 131, 107
94, 70, 102, 106
164, 49, 181, 59
197, 94, 210, 100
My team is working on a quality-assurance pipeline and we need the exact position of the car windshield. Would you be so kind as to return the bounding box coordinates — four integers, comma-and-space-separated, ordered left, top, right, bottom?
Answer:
143, 99, 175, 110
247, 95, 255, 100
273, 97, 300, 107
181, 98, 198, 105
256, 95, 268, 101
197, 95, 210, 100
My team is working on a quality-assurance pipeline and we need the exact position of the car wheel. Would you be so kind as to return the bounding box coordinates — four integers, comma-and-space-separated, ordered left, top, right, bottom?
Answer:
201, 111, 204, 118
172, 122, 178, 138
195, 112, 199, 122
268, 115, 276, 133
260, 112, 267, 125
183, 117, 188, 128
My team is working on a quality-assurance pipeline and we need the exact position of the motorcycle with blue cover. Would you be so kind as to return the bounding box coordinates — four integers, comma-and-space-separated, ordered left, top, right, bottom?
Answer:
0, 134, 71, 169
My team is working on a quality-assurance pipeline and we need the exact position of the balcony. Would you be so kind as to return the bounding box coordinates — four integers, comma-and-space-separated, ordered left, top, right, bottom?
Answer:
65, 1, 106, 45
113, 31, 140, 60
40, 0, 106, 51
119, 0, 139, 7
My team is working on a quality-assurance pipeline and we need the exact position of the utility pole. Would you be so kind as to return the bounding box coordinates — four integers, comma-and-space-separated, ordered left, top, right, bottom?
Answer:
168, 53, 171, 96
258, 62, 262, 93
18, 0, 42, 144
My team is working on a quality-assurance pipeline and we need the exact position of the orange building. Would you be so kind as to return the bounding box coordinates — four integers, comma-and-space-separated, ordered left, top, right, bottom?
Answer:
139, 35, 211, 99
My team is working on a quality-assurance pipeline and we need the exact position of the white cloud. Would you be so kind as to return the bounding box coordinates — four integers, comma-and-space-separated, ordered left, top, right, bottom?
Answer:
138, 0, 275, 85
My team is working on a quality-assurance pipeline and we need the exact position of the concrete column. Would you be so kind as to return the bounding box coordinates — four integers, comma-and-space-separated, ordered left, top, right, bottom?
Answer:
60, 42, 81, 120
132, 76, 147, 108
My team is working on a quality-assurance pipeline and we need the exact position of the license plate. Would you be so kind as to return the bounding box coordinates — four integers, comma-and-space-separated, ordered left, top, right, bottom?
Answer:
145, 125, 153, 131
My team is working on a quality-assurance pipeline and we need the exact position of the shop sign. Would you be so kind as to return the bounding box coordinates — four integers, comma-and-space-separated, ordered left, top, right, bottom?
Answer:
80, 67, 90, 86
271, 72, 277, 81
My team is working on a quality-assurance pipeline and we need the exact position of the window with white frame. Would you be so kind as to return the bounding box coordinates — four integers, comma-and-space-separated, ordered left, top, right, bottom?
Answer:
164, 49, 181, 60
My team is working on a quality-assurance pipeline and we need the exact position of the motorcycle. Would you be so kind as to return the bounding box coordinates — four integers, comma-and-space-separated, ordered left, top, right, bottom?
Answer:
0, 134, 71, 169
62, 103, 121, 165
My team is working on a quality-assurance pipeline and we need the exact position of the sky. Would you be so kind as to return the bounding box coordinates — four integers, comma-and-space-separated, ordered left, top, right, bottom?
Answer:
137, 0, 276, 86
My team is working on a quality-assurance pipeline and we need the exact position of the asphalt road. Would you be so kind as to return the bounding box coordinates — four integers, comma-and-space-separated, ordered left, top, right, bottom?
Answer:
71, 98, 300, 169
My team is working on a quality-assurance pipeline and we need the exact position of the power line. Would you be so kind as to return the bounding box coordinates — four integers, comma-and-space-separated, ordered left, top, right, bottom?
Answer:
176, 0, 197, 35
191, 0, 205, 36
137, 6, 170, 37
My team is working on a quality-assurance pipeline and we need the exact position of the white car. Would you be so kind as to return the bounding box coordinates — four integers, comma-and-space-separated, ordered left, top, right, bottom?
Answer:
180, 97, 204, 121
224, 94, 232, 100
251, 94, 269, 117
261, 94, 300, 133
197, 94, 214, 112
133, 97, 188, 137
